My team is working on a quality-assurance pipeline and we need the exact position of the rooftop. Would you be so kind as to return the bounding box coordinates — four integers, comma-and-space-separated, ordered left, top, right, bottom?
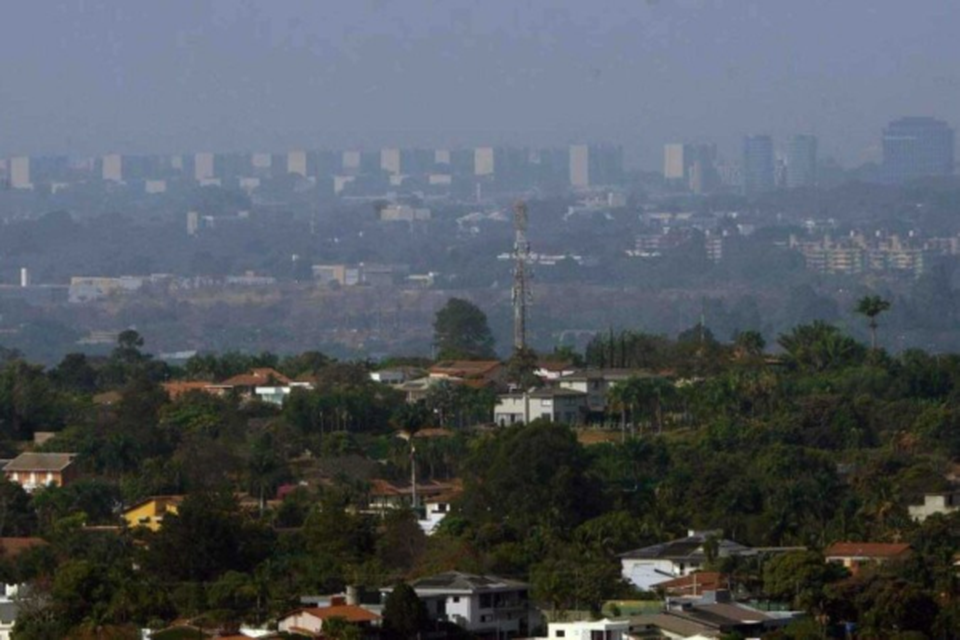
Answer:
220, 368, 292, 387
408, 571, 528, 593
294, 604, 380, 623
824, 542, 911, 559
0, 537, 48, 558
621, 531, 752, 562
4, 452, 77, 472
429, 361, 502, 378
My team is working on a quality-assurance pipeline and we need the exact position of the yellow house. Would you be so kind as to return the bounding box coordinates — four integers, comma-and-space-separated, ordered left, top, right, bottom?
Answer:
122, 496, 184, 532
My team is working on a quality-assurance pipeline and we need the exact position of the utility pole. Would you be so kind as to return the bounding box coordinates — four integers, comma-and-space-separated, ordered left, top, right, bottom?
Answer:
512, 200, 532, 353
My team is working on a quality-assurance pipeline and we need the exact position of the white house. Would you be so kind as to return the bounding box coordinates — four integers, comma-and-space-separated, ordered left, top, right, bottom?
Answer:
419, 485, 461, 535
493, 388, 587, 426
545, 619, 629, 640
253, 381, 313, 405
620, 530, 753, 591
388, 571, 539, 638
908, 492, 959, 522
557, 369, 654, 413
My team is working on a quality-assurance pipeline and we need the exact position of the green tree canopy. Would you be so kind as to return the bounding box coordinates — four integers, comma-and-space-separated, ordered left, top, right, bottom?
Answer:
433, 298, 496, 360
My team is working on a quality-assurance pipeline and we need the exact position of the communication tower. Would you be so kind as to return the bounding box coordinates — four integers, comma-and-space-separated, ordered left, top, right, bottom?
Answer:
512, 200, 533, 352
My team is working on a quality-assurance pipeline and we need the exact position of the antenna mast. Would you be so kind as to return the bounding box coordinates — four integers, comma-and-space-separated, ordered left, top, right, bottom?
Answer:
512, 200, 532, 352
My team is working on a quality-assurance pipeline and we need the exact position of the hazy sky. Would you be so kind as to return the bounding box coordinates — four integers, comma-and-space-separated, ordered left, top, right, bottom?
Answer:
2, 0, 960, 169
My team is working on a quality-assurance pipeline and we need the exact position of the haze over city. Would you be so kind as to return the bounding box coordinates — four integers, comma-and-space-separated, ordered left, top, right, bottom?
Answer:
3, 2, 960, 639
3, 0, 960, 167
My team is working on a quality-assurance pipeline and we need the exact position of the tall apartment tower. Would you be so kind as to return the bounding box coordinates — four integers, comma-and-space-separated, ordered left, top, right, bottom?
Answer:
194, 152, 215, 181
786, 135, 818, 188
9, 157, 31, 189
380, 148, 401, 175
882, 117, 955, 184
569, 145, 590, 187
664, 143, 718, 193
474, 147, 495, 177
742, 135, 775, 195
287, 150, 308, 177
101, 154, 123, 182
663, 144, 691, 181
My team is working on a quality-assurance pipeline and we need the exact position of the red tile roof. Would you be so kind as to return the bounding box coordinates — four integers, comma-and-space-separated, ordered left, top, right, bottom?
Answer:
301, 605, 380, 623
0, 537, 48, 558
654, 572, 729, 596
163, 381, 215, 400
221, 368, 292, 387
369, 478, 461, 499
824, 542, 911, 559
429, 361, 501, 378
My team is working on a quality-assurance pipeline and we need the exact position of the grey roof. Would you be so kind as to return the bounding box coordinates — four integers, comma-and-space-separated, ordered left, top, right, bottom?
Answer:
559, 368, 659, 382
408, 571, 529, 593
630, 603, 771, 636
630, 613, 716, 637
4, 452, 76, 472
620, 532, 752, 561
501, 388, 588, 400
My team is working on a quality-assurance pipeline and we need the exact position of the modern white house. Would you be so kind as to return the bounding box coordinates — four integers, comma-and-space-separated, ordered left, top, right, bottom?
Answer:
556, 369, 654, 413
388, 571, 539, 638
493, 388, 587, 425
544, 619, 630, 640
620, 530, 754, 591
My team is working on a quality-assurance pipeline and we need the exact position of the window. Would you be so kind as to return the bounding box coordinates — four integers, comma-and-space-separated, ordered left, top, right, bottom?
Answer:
556, 631, 566, 638
452, 596, 460, 603
480, 594, 493, 609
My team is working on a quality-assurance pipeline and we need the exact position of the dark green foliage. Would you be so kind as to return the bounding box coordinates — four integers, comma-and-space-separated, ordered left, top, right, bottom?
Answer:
145, 492, 276, 582
4, 324, 960, 636
433, 298, 496, 360
460, 421, 602, 535
382, 582, 429, 640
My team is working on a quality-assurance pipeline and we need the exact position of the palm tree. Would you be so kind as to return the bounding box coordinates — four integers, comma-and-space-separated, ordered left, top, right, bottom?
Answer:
855, 295, 891, 351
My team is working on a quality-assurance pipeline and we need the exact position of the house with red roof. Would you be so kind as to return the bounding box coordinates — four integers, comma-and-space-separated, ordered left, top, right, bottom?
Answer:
428, 360, 504, 388
277, 596, 380, 638
824, 542, 911, 575
163, 368, 311, 406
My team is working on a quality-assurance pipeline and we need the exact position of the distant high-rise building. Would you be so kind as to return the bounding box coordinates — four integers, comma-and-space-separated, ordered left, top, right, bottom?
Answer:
194, 152, 215, 181
380, 148, 401, 175
100, 153, 123, 182
689, 145, 719, 194
475, 147, 495, 176
663, 144, 691, 181
882, 117, 955, 183
569, 144, 623, 188
287, 150, 307, 177
664, 143, 718, 193
9, 157, 31, 189
569, 144, 590, 187
742, 135, 775, 195
786, 135, 818, 188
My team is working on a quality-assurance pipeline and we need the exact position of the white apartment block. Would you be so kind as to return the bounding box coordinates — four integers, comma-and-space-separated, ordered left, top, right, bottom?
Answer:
102, 154, 123, 181
475, 147, 495, 176
287, 150, 307, 177
570, 144, 590, 187
194, 152, 215, 181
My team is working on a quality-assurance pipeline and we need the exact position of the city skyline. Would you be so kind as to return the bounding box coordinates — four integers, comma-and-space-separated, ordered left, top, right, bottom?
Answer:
3, 1, 960, 169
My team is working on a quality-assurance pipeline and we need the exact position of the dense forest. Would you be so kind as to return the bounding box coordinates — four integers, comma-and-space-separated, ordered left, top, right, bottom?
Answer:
0, 312, 957, 638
